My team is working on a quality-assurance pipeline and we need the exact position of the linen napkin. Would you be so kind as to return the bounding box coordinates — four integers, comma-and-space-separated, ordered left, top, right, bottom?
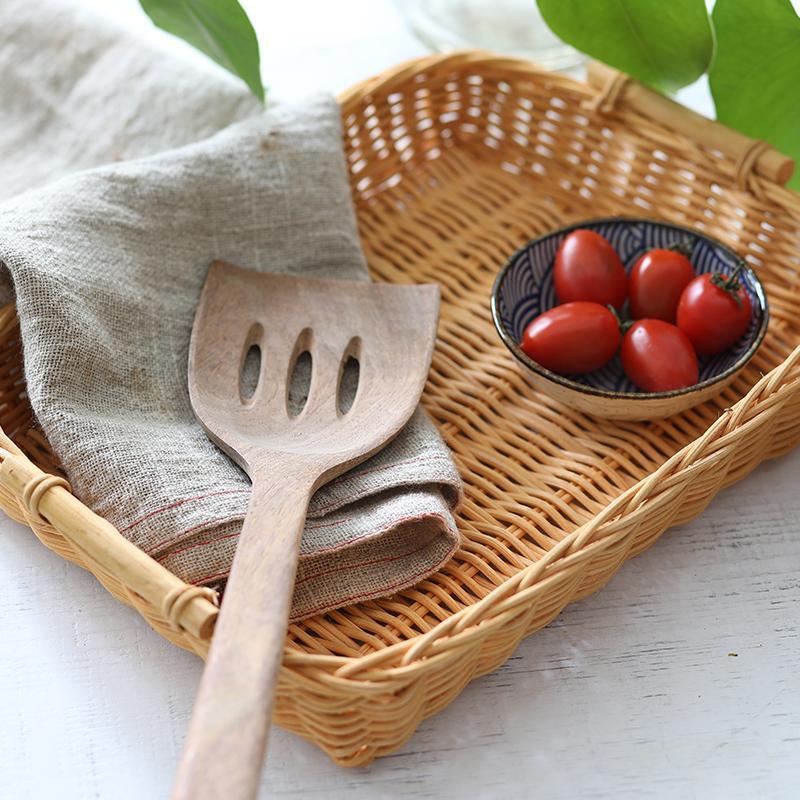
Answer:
0, 0, 462, 620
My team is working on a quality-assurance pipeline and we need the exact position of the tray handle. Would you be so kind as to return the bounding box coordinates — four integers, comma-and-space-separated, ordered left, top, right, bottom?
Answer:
586, 61, 795, 189
0, 447, 219, 641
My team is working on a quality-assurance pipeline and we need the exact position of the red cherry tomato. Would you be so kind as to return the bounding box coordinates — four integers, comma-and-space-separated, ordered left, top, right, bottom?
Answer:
520, 302, 621, 375
629, 247, 695, 322
621, 319, 698, 393
554, 229, 627, 309
676, 267, 752, 356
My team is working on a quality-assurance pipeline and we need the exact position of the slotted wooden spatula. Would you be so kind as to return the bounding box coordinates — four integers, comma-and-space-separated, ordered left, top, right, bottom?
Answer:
173, 261, 439, 800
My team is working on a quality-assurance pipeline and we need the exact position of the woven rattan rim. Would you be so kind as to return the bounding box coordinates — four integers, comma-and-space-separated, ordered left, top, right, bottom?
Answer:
2, 53, 800, 765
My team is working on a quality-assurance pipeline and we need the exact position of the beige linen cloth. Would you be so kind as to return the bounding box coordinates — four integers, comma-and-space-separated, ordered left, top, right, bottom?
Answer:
0, 0, 461, 620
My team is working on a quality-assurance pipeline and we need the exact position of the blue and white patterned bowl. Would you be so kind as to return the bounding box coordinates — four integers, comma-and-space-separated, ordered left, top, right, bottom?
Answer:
491, 217, 769, 420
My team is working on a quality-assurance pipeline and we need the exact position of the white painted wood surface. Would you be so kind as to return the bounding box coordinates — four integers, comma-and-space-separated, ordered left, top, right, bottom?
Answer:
1, 2, 798, 798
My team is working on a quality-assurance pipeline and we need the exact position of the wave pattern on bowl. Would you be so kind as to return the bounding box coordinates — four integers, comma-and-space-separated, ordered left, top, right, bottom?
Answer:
495, 219, 765, 393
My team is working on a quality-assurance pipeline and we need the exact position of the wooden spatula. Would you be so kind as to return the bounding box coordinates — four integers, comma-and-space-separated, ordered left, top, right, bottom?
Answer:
173, 261, 439, 800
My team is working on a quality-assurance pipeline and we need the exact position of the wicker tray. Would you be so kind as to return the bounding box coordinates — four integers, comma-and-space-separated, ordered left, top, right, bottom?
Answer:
3, 53, 800, 767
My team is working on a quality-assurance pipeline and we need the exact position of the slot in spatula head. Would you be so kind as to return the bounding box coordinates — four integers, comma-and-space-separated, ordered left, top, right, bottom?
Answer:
188, 261, 440, 482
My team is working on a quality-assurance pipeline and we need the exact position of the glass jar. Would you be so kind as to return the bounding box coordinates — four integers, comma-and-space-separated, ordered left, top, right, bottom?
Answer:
400, 0, 583, 72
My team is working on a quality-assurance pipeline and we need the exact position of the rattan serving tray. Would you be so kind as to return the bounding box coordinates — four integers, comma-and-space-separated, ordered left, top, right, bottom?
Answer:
3, 52, 800, 767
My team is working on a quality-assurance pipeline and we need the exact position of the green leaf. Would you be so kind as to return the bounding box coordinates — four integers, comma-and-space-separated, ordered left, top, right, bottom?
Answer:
710, 0, 800, 189
536, 0, 714, 92
139, 0, 264, 102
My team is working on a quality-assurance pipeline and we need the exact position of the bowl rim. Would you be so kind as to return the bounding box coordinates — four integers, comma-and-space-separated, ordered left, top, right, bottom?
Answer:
490, 215, 770, 402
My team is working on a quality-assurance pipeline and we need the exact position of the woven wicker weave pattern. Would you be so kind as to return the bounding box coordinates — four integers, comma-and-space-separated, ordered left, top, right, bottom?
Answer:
2, 53, 800, 766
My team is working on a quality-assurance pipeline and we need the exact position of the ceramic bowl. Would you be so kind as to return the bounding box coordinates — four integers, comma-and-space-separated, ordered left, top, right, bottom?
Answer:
491, 217, 769, 420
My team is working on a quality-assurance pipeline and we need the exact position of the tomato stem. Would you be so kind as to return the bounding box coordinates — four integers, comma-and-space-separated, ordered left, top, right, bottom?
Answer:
608, 304, 633, 334
710, 260, 747, 308
669, 239, 695, 258
723, 260, 746, 290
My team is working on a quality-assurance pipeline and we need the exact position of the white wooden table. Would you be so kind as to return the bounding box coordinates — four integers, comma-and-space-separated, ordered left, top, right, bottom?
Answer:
1, 3, 798, 798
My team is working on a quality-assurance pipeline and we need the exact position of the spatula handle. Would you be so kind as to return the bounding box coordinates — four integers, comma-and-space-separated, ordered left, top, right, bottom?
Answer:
172, 474, 312, 800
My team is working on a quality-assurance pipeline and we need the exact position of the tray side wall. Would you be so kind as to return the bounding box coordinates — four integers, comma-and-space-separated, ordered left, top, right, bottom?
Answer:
1, 54, 800, 767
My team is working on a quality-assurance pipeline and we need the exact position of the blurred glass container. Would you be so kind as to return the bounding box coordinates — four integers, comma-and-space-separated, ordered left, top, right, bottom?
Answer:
400, 0, 583, 72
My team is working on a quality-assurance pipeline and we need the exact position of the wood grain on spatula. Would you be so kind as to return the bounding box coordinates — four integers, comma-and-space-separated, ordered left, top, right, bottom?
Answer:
172, 261, 439, 800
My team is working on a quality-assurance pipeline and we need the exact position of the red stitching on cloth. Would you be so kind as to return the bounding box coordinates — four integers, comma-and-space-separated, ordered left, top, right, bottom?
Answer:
155, 510, 449, 570
190, 543, 459, 621
188, 513, 453, 587
294, 535, 438, 587
309, 454, 453, 516
122, 454, 452, 536
304, 515, 355, 530
154, 515, 243, 561
120, 488, 249, 533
